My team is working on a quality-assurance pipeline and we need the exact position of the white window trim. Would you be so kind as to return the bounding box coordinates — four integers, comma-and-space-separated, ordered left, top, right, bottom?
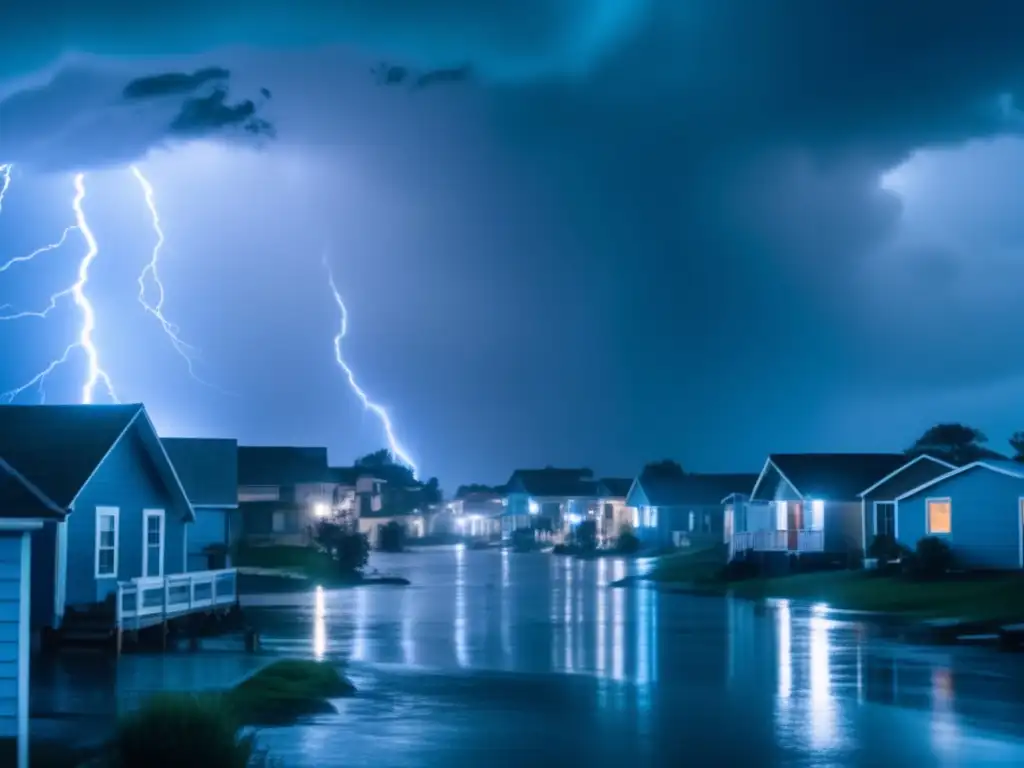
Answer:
925, 496, 952, 535
95, 506, 119, 579
873, 501, 896, 537
142, 509, 166, 578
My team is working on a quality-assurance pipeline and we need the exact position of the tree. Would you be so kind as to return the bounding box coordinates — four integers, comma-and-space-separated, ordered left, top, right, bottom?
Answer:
315, 520, 370, 576
642, 459, 685, 478
1010, 432, 1024, 463
906, 423, 1005, 465
574, 519, 598, 552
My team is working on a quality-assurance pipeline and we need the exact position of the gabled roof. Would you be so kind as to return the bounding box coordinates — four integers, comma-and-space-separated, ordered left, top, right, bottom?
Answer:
632, 471, 759, 507
857, 454, 956, 498
162, 437, 239, 508
237, 445, 330, 485
0, 457, 66, 520
0, 403, 193, 518
597, 477, 633, 499
896, 460, 1024, 501
505, 468, 596, 498
751, 453, 908, 501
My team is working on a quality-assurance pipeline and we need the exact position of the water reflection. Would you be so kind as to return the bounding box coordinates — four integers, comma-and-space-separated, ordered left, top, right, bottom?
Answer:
313, 586, 326, 661
454, 542, 467, 668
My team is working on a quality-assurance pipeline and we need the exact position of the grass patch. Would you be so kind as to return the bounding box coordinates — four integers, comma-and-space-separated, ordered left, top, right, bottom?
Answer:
730, 570, 1024, 620
226, 660, 356, 725
235, 545, 339, 581
646, 544, 729, 586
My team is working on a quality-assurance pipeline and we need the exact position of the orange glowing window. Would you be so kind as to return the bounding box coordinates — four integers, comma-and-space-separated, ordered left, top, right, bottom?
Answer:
927, 499, 951, 534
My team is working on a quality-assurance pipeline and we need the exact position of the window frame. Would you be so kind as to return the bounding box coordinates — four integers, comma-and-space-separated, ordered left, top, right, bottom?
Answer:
95, 506, 119, 579
925, 497, 952, 535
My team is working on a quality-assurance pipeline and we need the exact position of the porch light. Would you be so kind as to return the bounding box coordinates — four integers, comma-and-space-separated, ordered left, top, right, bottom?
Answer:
528, 500, 539, 515
568, 513, 583, 525
313, 502, 329, 519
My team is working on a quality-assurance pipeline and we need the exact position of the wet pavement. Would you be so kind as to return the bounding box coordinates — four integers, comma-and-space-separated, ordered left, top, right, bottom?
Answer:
33, 546, 1024, 766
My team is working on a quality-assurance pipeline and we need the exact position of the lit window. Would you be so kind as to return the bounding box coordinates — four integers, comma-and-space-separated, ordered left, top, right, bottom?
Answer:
650, 507, 658, 528
688, 511, 695, 531
632, 508, 640, 528
776, 501, 787, 530
810, 500, 825, 531
927, 499, 951, 534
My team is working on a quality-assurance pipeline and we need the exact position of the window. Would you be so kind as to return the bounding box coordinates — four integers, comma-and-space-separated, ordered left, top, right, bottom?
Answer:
632, 508, 640, 528
703, 512, 711, 533
810, 500, 825, 532
927, 498, 951, 535
688, 511, 695, 531
95, 507, 118, 578
875, 502, 896, 537
272, 511, 287, 533
604, 503, 614, 521
144, 510, 164, 578
650, 507, 658, 528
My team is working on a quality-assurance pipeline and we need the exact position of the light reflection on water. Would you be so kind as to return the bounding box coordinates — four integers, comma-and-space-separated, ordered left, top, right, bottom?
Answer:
33, 548, 1024, 765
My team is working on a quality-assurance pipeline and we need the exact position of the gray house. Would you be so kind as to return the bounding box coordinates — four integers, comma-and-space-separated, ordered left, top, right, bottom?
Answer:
626, 471, 759, 549
894, 460, 1024, 569
161, 437, 239, 571
857, 454, 955, 550
502, 468, 598, 541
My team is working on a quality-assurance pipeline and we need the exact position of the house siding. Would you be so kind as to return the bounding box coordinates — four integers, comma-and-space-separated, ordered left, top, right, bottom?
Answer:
863, 458, 953, 539
656, 504, 724, 548
824, 501, 861, 554
897, 467, 1024, 569
65, 426, 185, 610
29, 522, 56, 630
0, 532, 27, 748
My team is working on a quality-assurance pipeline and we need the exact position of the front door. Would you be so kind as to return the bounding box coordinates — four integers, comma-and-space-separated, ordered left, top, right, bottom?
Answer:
143, 509, 165, 578
787, 502, 803, 550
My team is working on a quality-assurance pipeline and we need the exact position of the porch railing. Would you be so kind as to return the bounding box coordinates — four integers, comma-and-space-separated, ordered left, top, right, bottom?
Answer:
116, 568, 237, 629
730, 529, 825, 556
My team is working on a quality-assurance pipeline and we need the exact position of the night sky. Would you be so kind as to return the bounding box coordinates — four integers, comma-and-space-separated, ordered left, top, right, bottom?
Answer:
2, 2, 1024, 488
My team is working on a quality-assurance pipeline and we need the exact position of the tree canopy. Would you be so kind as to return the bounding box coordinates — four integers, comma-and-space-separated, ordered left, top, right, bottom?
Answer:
642, 459, 685, 478
906, 423, 1006, 465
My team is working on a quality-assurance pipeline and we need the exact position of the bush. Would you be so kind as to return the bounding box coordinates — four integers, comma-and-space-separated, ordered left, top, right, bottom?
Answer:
912, 536, 954, 578
315, 522, 370, 576
574, 519, 598, 551
378, 521, 406, 552
511, 528, 537, 552
227, 660, 356, 725
108, 693, 259, 768
867, 534, 909, 563
616, 524, 641, 554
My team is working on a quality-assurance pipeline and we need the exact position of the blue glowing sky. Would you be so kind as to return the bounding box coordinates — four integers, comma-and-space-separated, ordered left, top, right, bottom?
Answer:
3, 2, 1024, 487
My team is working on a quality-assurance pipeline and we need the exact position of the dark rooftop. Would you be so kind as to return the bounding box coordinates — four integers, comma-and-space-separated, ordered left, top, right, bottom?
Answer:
0, 458, 65, 519
506, 468, 596, 498
0, 403, 142, 508
635, 472, 759, 507
237, 445, 330, 485
597, 477, 633, 498
162, 437, 239, 508
766, 453, 909, 500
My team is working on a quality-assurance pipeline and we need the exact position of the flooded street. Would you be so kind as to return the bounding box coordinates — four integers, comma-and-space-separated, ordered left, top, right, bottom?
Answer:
35, 547, 1024, 766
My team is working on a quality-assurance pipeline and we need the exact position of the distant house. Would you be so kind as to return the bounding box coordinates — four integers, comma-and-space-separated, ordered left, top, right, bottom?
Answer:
447, 485, 505, 539
595, 478, 634, 544
0, 455, 65, 767
502, 468, 598, 541
735, 453, 908, 559
161, 437, 239, 571
330, 466, 385, 523
626, 471, 759, 549
0, 404, 196, 634
893, 460, 1024, 569
857, 454, 956, 551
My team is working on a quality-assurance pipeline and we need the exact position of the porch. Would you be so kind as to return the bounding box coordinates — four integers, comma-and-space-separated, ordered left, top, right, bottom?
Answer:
116, 568, 238, 631
730, 529, 824, 558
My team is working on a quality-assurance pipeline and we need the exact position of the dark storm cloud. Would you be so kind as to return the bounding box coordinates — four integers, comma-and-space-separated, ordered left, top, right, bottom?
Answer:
122, 66, 230, 100
0, 61, 274, 171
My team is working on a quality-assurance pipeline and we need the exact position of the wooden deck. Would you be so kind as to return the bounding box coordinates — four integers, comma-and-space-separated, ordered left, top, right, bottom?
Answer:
115, 568, 238, 631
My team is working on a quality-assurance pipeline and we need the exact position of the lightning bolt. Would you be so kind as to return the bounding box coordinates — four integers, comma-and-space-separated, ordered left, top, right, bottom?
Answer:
0, 164, 12, 215
0, 173, 117, 404
131, 165, 208, 382
323, 254, 418, 476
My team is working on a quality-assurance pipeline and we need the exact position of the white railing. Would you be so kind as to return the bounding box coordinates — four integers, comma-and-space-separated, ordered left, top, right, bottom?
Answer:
116, 568, 237, 629
730, 529, 825, 556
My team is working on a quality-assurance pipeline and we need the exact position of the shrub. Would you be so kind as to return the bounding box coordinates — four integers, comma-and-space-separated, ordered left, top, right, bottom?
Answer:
315, 522, 370, 576
511, 528, 537, 552
574, 519, 598, 551
616, 524, 641, 554
378, 521, 406, 552
108, 693, 258, 768
867, 534, 909, 563
913, 536, 954, 578
227, 660, 356, 726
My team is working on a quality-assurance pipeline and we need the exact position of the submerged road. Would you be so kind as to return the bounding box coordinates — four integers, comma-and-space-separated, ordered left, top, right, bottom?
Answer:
33, 547, 1024, 766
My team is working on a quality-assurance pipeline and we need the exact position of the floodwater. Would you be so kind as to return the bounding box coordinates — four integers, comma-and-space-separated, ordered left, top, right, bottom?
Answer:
34, 547, 1024, 766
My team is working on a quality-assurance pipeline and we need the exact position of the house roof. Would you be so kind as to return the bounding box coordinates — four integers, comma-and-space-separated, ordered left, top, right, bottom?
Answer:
0, 403, 193, 518
896, 459, 1024, 501
754, 453, 908, 501
597, 477, 633, 498
634, 472, 759, 507
506, 468, 597, 498
0, 457, 66, 519
857, 454, 956, 498
237, 445, 330, 485
161, 437, 239, 508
